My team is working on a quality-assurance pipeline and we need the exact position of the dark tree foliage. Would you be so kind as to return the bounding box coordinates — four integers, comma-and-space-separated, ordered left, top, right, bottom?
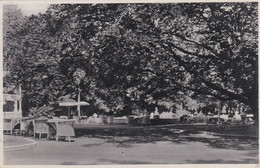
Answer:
3, 3, 258, 119
3, 5, 24, 73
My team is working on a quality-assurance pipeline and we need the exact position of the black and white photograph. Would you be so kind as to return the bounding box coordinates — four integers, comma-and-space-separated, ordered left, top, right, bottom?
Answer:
2, 1, 259, 165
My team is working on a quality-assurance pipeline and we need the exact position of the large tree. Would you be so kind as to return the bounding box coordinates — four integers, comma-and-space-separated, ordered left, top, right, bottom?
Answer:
3, 5, 24, 73
81, 3, 257, 118
159, 3, 258, 119
3, 10, 64, 115
4, 3, 258, 119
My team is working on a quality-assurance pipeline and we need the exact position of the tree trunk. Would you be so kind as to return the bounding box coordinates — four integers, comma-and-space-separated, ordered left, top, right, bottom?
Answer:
253, 109, 258, 126
249, 100, 258, 125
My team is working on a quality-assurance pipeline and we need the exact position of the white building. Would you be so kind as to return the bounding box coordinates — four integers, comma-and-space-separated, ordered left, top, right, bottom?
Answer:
3, 86, 22, 118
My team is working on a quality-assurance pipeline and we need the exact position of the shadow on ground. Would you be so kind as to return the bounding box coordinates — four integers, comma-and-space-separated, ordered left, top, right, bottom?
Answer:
98, 159, 152, 164
75, 125, 258, 152
82, 143, 105, 148
185, 158, 258, 164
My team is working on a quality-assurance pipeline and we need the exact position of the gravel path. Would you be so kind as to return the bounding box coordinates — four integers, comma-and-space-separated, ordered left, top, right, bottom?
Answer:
4, 127, 258, 165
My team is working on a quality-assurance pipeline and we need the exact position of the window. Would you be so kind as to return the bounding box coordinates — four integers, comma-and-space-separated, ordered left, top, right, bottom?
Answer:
3, 101, 14, 112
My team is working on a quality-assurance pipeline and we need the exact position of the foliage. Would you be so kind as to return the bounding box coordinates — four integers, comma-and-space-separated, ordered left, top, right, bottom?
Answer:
3, 3, 258, 120
3, 9, 65, 113
28, 105, 55, 119
3, 5, 24, 73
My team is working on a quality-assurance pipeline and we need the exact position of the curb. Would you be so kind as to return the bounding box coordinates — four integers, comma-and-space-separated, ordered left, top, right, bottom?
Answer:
4, 138, 37, 151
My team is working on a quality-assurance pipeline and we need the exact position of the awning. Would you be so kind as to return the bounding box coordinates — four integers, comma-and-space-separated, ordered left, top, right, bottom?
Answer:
59, 98, 89, 107
58, 98, 89, 118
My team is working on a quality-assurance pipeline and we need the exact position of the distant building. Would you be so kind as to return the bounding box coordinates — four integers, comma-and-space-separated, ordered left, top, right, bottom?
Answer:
3, 85, 22, 118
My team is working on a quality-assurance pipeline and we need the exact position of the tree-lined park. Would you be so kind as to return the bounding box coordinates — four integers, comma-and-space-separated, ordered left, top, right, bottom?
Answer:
3, 3, 258, 122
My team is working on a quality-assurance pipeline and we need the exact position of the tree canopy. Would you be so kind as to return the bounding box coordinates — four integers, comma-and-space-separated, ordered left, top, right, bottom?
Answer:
3, 3, 258, 119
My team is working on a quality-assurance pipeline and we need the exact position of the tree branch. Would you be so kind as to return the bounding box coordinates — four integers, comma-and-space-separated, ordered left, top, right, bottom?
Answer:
173, 33, 221, 58
168, 51, 249, 105
165, 41, 216, 59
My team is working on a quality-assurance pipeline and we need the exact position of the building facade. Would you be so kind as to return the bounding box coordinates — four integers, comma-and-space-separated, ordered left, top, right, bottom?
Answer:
3, 86, 22, 118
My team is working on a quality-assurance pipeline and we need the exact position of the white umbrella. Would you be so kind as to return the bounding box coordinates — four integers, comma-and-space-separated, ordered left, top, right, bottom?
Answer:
59, 98, 89, 118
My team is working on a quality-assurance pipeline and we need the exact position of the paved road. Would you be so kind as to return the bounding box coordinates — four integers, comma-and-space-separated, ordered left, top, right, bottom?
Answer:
4, 127, 258, 165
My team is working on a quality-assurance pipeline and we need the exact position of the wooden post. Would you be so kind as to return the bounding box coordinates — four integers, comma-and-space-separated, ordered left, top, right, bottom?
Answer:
10, 119, 13, 135
217, 100, 221, 125
14, 101, 18, 114
19, 84, 22, 113
56, 121, 59, 141
77, 89, 81, 117
68, 107, 71, 119
33, 120, 35, 138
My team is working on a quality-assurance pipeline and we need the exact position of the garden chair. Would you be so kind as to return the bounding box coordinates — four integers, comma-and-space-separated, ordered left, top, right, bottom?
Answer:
55, 120, 75, 142
33, 119, 50, 139
3, 118, 13, 134
48, 124, 57, 140
59, 116, 68, 119
141, 116, 151, 126
13, 129, 20, 135
12, 118, 25, 135
206, 117, 227, 131
19, 118, 31, 135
